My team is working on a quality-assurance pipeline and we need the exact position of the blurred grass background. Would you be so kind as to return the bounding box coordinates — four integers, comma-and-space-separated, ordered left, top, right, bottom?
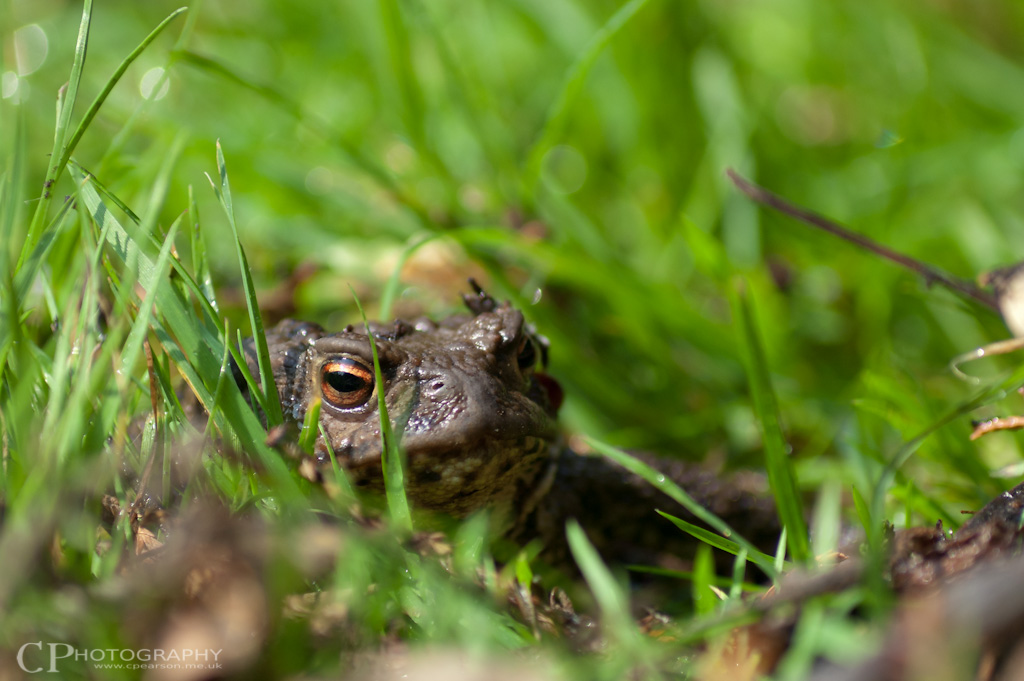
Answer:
6, 0, 1024, 675
9, 0, 1024, 535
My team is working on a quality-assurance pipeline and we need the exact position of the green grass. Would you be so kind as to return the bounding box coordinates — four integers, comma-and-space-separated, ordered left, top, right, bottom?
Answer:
4, 0, 1024, 677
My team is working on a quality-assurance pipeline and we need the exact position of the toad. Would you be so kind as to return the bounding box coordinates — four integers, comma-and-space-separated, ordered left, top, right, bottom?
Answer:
249, 283, 780, 567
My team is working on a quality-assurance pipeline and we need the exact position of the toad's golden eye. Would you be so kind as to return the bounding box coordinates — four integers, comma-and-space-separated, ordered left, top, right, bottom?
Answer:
517, 336, 537, 370
321, 358, 374, 409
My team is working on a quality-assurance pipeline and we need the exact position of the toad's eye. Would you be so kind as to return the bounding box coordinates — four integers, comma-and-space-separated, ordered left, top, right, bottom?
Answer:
321, 358, 374, 409
517, 336, 537, 370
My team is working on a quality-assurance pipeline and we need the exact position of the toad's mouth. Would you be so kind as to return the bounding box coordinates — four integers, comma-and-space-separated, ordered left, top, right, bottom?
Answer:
340, 435, 554, 516
333, 429, 556, 471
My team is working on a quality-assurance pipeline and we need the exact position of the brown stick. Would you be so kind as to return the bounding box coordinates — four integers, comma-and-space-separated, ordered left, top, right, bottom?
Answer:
970, 415, 1024, 441
726, 169, 999, 312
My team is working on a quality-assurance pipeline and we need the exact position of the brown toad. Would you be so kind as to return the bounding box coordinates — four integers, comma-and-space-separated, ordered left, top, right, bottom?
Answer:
251, 284, 779, 566
258, 284, 560, 520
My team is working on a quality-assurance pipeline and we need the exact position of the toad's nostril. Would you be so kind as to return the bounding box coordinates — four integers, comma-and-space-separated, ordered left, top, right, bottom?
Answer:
431, 381, 445, 391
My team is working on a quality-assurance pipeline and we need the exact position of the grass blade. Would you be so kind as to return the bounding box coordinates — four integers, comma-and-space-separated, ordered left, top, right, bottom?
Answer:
21, 0, 92, 268
0, 106, 25, 303
566, 520, 629, 622
692, 543, 717, 615
522, 0, 650, 200
811, 479, 843, 559
657, 510, 778, 575
730, 278, 811, 563
119, 215, 182, 378
57, 8, 188, 173
72, 161, 142, 224
566, 520, 661, 678
851, 485, 871, 537
319, 421, 356, 502
188, 184, 218, 311
298, 398, 321, 455
206, 141, 283, 427
230, 328, 271, 418
13, 198, 75, 301
627, 564, 762, 592
350, 286, 412, 533
586, 437, 781, 580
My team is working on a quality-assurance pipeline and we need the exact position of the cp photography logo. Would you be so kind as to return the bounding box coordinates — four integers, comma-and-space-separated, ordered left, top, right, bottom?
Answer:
17, 642, 224, 673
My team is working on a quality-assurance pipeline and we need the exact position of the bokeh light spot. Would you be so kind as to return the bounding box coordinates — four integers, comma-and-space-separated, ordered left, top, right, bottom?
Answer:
541, 145, 587, 195
2, 72, 20, 100
305, 166, 334, 195
140, 67, 170, 100
14, 24, 48, 77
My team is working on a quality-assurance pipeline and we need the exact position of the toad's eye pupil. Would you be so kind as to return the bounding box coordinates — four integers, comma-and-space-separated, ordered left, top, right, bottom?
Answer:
320, 358, 374, 408
517, 337, 536, 369
326, 371, 365, 393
